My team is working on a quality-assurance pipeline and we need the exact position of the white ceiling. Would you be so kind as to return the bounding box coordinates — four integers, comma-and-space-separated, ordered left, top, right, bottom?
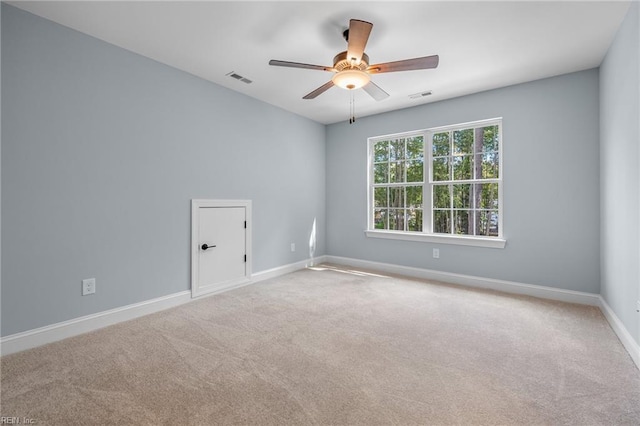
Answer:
9, 1, 631, 124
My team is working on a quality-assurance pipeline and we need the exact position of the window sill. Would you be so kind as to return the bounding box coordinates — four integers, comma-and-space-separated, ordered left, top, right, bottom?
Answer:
364, 230, 506, 248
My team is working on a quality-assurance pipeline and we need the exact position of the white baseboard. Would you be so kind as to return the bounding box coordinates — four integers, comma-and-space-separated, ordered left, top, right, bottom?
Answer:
252, 255, 327, 283
0, 256, 324, 357
0, 290, 192, 357
191, 278, 254, 299
4, 254, 637, 372
325, 255, 601, 306
598, 296, 640, 370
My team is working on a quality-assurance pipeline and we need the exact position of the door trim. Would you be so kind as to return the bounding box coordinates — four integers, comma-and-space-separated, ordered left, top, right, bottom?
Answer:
191, 199, 252, 298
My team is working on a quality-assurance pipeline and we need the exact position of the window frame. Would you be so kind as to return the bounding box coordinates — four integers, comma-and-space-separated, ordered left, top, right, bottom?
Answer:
365, 118, 506, 249
368, 130, 426, 233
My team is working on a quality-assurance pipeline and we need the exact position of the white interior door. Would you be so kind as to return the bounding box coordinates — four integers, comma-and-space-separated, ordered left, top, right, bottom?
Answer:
199, 207, 245, 285
191, 200, 252, 298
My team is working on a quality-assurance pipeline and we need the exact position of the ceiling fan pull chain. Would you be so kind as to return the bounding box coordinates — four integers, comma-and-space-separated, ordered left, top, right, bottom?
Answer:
349, 91, 356, 124
354, 91, 358, 123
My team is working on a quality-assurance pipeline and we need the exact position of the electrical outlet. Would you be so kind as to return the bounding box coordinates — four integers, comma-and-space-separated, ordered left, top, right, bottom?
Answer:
291, 243, 296, 252
433, 248, 440, 259
82, 278, 96, 296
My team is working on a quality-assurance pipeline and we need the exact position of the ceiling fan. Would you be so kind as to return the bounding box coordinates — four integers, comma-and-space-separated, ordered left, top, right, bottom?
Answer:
269, 19, 439, 102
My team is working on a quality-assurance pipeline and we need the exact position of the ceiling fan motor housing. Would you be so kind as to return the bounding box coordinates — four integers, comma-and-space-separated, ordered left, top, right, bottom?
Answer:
333, 51, 370, 71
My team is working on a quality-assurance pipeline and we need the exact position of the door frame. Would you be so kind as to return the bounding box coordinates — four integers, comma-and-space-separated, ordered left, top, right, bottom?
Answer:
191, 199, 252, 298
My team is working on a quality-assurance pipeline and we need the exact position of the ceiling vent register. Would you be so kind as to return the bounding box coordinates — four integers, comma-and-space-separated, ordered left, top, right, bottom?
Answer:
409, 91, 432, 99
226, 71, 252, 84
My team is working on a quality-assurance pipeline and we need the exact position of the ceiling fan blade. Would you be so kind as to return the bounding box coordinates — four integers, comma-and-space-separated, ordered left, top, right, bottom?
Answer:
303, 81, 335, 99
269, 60, 332, 72
346, 19, 373, 64
362, 81, 389, 101
368, 55, 439, 74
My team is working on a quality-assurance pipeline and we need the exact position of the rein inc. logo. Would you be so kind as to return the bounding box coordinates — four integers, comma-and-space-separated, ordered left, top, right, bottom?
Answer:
0, 417, 36, 424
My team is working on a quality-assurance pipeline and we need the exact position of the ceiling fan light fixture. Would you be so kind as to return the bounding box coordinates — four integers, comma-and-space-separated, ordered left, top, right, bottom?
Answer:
331, 69, 371, 90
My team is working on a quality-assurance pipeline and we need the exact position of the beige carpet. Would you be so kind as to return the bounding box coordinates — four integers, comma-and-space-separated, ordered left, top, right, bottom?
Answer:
1, 264, 640, 425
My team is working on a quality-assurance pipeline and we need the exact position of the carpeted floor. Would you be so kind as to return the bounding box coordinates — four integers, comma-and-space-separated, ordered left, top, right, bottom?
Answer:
1, 264, 640, 425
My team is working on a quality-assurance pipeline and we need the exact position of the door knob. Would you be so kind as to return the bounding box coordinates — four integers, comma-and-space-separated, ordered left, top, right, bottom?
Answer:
201, 243, 216, 251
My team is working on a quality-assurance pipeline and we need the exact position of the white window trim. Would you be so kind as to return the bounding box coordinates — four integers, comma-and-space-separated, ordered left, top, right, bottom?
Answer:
366, 118, 505, 249
364, 230, 506, 248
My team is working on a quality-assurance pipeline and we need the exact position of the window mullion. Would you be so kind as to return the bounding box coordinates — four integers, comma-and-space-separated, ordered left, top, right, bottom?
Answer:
425, 132, 431, 233
472, 129, 477, 236
429, 178, 499, 184
449, 130, 454, 235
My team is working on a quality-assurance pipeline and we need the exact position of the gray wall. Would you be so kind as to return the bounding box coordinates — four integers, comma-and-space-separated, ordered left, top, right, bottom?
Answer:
1, 5, 326, 336
600, 1, 640, 345
326, 69, 601, 293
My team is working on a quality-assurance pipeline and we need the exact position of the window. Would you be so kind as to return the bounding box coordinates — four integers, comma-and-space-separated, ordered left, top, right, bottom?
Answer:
367, 118, 504, 248
371, 133, 425, 232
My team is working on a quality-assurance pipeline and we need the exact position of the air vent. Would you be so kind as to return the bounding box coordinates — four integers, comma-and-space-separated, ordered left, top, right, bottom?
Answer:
226, 71, 253, 84
408, 91, 432, 99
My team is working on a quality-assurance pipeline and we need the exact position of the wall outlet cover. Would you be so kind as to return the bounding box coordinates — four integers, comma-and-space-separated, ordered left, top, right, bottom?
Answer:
82, 278, 96, 296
